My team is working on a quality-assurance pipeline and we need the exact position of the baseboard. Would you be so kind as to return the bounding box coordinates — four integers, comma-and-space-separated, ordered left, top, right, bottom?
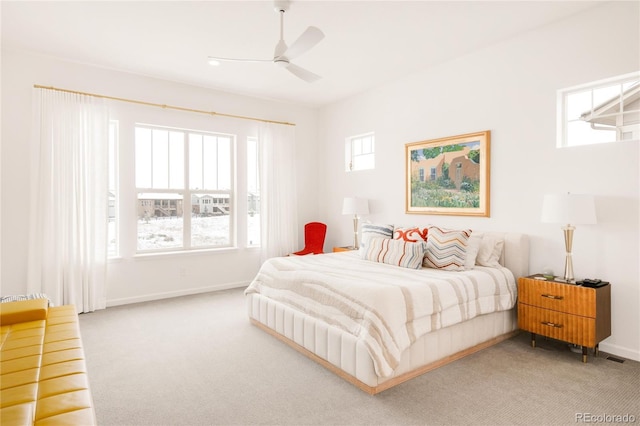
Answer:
599, 342, 640, 362
106, 281, 248, 307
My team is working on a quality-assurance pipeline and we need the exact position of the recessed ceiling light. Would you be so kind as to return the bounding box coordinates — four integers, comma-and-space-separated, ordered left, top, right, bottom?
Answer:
208, 58, 221, 66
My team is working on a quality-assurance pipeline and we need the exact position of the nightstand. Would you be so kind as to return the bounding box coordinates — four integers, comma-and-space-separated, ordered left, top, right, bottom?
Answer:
517, 275, 611, 362
333, 246, 357, 253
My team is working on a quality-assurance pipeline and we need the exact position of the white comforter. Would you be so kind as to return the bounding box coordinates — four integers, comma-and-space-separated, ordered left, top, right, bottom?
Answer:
245, 251, 517, 378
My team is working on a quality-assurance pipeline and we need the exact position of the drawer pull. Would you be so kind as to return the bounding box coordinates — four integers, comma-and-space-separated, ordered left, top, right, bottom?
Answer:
541, 321, 563, 328
541, 294, 564, 300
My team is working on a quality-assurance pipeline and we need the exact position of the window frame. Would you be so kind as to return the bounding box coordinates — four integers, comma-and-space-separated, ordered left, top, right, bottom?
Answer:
246, 136, 260, 247
345, 132, 375, 172
133, 123, 236, 254
557, 71, 640, 148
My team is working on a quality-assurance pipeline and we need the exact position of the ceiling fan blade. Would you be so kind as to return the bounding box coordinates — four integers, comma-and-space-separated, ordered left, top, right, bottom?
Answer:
208, 56, 272, 64
286, 63, 322, 83
283, 26, 324, 60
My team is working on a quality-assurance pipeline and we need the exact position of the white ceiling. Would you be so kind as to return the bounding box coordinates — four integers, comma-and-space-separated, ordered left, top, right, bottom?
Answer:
1, 1, 604, 107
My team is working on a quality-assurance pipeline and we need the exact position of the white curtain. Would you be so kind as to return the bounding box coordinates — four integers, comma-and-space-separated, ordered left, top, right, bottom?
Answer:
28, 88, 109, 312
258, 122, 298, 262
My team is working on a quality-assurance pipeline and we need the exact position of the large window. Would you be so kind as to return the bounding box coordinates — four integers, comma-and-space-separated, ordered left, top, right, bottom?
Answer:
345, 132, 375, 171
135, 124, 234, 252
557, 72, 639, 147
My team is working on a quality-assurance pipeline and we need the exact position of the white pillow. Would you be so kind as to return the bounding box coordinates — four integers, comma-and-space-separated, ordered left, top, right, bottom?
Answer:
464, 233, 483, 270
361, 237, 424, 269
476, 234, 504, 267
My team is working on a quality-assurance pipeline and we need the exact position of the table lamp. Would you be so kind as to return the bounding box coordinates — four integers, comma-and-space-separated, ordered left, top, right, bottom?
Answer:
342, 197, 369, 249
541, 193, 597, 282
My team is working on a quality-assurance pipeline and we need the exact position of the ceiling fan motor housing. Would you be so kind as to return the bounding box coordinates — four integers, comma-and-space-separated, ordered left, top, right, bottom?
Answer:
274, 58, 290, 68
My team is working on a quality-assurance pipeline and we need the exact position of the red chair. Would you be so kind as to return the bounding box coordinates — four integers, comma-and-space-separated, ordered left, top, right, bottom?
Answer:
292, 222, 327, 255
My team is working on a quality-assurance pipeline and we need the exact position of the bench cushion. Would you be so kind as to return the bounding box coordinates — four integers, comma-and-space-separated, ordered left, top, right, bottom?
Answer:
0, 299, 49, 326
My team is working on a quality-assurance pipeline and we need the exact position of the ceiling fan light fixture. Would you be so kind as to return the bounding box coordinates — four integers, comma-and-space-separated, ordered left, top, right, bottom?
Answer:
274, 58, 289, 68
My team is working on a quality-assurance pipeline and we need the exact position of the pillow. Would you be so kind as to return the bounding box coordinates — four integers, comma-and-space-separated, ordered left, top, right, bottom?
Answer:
393, 226, 429, 243
361, 237, 424, 269
476, 234, 504, 267
464, 233, 483, 270
423, 226, 471, 271
360, 222, 394, 248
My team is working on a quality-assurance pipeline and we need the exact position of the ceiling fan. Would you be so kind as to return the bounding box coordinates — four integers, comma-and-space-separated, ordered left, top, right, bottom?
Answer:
208, 0, 324, 83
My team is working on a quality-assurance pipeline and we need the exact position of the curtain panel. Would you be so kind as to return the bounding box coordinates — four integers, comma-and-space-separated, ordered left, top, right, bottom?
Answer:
258, 122, 298, 262
28, 88, 109, 312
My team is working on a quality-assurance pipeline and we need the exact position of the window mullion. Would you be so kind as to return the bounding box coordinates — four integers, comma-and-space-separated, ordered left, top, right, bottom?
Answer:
184, 131, 191, 249
149, 131, 154, 188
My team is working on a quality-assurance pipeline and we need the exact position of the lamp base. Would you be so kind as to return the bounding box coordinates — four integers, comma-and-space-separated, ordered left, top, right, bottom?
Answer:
352, 216, 359, 249
562, 225, 575, 282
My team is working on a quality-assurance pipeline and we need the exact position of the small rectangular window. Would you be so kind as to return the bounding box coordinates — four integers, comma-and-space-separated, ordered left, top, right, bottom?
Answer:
345, 132, 375, 171
557, 72, 639, 147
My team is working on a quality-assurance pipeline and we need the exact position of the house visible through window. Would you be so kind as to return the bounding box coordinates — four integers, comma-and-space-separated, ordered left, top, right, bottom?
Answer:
345, 132, 375, 171
557, 72, 639, 147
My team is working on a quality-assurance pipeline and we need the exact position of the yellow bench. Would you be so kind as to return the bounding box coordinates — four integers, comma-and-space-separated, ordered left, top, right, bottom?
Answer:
1, 299, 96, 425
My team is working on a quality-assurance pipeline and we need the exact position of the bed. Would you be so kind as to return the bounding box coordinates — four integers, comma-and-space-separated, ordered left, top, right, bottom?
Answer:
245, 230, 529, 394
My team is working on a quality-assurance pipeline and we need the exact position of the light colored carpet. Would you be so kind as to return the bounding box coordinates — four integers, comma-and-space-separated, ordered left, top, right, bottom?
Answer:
79, 288, 640, 426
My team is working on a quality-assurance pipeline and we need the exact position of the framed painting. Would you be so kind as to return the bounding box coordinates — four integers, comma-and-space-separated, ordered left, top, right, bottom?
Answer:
405, 130, 490, 217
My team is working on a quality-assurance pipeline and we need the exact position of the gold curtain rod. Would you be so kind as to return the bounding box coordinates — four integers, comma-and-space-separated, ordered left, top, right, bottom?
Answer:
33, 85, 295, 127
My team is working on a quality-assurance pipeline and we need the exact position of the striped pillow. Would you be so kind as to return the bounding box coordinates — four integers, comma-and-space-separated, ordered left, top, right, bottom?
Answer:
362, 237, 424, 269
361, 222, 394, 248
424, 226, 472, 271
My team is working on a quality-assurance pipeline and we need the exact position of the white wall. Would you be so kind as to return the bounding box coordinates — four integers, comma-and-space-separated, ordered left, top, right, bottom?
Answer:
318, 1, 640, 361
0, 49, 319, 305
1, 1, 638, 361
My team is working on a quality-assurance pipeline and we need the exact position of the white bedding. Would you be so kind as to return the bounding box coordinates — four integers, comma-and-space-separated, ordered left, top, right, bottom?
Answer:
244, 251, 517, 378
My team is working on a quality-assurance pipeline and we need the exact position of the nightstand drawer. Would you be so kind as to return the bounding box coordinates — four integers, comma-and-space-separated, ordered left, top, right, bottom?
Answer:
518, 278, 596, 317
518, 304, 597, 347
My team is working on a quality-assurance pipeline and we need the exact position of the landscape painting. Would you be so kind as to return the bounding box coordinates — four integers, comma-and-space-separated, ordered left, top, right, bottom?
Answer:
405, 130, 490, 217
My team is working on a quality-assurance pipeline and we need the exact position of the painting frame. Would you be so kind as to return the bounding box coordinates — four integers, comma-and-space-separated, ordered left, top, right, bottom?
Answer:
405, 130, 490, 217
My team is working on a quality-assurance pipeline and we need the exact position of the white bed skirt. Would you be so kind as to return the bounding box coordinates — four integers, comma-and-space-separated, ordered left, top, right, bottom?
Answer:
247, 292, 517, 393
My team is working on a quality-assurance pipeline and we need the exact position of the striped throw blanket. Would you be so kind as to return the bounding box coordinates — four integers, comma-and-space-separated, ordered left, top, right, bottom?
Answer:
245, 251, 516, 378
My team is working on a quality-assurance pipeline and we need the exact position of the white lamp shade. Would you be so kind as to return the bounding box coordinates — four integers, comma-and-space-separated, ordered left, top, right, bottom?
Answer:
342, 197, 369, 215
541, 193, 597, 225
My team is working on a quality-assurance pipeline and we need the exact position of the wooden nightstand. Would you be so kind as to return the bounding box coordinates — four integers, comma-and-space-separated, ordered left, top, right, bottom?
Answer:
333, 246, 357, 253
517, 275, 611, 362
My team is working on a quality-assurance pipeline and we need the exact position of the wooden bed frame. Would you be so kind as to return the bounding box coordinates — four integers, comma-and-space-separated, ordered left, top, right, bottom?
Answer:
247, 231, 529, 394
250, 317, 519, 394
